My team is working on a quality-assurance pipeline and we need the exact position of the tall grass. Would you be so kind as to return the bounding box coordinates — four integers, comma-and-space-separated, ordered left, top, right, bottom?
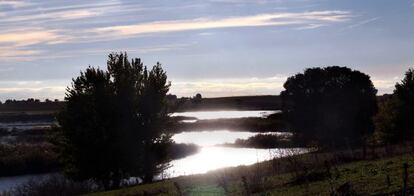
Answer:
0, 143, 59, 176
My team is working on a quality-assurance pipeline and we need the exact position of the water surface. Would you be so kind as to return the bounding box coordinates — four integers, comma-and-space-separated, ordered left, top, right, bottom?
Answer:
165, 146, 305, 177
0, 110, 302, 191
172, 130, 289, 146
0, 173, 53, 193
172, 110, 279, 120
166, 130, 304, 178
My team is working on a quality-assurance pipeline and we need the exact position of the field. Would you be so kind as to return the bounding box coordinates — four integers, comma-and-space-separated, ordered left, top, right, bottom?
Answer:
88, 145, 414, 195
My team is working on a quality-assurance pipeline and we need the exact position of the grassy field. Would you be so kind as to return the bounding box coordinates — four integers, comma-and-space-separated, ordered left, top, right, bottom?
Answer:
87, 146, 414, 196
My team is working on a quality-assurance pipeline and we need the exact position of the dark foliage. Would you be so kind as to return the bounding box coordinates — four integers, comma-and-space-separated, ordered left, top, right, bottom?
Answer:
53, 52, 171, 189
232, 133, 294, 148
375, 68, 414, 143
168, 143, 199, 160
289, 169, 329, 185
0, 113, 55, 123
175, 115, 287, 133
3, 174, 96, 196
0, 143, 59, 177
191, 93, 202, 104
175, 95, 281, 111
281, 66, 378, 147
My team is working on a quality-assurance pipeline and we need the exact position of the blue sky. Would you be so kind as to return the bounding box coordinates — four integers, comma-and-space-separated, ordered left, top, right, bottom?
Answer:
0, 0, 413, 100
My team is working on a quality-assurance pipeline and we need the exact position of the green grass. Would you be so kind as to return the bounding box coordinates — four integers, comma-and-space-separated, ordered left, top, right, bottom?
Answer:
185, 185, 226, 196
87, 181, 180, 196
88, 151, 414, 196
258, 154, 414, 195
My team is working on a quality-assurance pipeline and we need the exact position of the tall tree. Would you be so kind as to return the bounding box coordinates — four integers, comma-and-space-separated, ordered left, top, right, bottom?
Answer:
137, 63, 172, 183
281, 66, 378, 147
54, 53, 171, 189
55, 67, 119, 189
375, 68, 414, 143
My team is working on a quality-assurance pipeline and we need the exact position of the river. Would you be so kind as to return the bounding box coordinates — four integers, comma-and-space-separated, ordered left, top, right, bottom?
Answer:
0, 110, 305, 192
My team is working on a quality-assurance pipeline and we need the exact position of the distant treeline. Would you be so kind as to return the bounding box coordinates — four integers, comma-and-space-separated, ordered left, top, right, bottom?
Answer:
0, 99, 64, 114
0, 95, 392, 115
170, 95, 282, 111
0, 95, 283, 113
173, 113, 287, 133
1, 98, 60, 104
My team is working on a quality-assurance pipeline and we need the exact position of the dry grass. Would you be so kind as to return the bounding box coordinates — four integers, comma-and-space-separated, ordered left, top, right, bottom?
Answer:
0, 143, 59, 176
88, 144, 414, 195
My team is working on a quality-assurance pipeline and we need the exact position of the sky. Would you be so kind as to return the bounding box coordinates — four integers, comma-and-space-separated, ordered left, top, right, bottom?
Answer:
0, 0, 413, 100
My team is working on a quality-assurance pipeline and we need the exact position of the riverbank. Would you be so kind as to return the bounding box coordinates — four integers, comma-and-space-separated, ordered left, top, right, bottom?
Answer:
220, 133, 296, 148
87, 145, 414, 195
0, 110, 284, 178
171, 112, 287, 133
174, 117, 286, 133
0, 142, 199, 178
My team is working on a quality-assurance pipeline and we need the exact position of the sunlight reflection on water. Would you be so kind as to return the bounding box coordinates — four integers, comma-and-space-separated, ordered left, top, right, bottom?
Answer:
172, 130, 290, 146
166, 130, 303, 178
166, 110, 300, 177
165, 146, 306, 177
171, 110, 280, 120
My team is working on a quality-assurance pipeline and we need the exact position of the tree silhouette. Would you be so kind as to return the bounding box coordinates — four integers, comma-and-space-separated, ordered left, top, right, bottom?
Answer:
375, 68, 414, 143
281, 66, 378, 147
54, 52, 171, 189
192, 93, 202, 104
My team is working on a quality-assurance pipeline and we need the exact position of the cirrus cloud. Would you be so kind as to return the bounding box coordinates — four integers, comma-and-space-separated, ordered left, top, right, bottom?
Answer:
93, 11, 352, 37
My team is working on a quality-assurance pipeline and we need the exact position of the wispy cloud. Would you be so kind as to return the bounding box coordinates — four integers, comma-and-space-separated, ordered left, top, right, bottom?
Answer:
170, 75, 288, 97
0, 42, 197, 62
0, 30, 67, 46
50, 43, 198, 58
0, 1, 120, 61
94, 11, 352, 37
0, 29, 71, 61
56, 9, 100, 19
343, 17, 379, 30
0, 0, 31, 8
0, 75, 400, 100
295, 23, 327, 30
170, 75, 399, 97
1, 9, 352, 61
0, 80, 67, 100
208, 0, 270, 4
0, 47, 43, 59
1, 8, 106, 23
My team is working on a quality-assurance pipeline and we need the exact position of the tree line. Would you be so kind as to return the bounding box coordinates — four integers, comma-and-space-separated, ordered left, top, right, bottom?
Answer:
52, 52, 414, 190
0, 98, 60, 105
